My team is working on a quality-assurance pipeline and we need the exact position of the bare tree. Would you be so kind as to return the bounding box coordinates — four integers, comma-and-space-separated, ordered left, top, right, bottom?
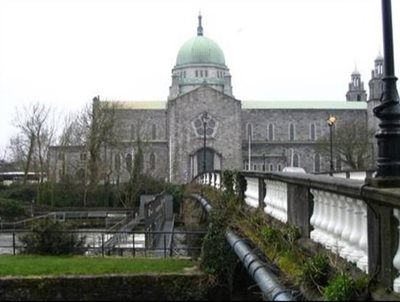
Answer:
316, 120, 374, 170
12, 102, 54, 184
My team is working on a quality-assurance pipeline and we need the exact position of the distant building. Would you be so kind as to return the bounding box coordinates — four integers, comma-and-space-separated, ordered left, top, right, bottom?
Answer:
49, 15, 382, 184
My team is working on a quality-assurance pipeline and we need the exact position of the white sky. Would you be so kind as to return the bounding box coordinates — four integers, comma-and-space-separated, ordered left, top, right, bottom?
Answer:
0, 0, 399, 150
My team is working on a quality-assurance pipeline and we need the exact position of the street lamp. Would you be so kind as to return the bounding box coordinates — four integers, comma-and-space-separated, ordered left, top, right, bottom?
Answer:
327, 115, 337, 173
370, 0, 400, 187
201, 112, 210, 172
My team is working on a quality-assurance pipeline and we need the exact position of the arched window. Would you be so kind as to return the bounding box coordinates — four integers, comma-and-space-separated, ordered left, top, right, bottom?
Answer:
314, 154, 320, 172
126, 154, 132, 172
293, 154, 299, 167
150, 153, 156, 170
289, 123, 295, 141
310, 124, 316, 141
269, 164, 274, 171
278, 164, 282, 171
152, 124, 157, 140
268, 124, 274, 141
130, 124, 135, 140
247, 123, 253, 139
115, 154, 120, 171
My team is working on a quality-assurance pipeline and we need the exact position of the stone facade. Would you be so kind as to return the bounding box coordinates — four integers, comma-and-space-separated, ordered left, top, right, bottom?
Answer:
49, 16, 383, 184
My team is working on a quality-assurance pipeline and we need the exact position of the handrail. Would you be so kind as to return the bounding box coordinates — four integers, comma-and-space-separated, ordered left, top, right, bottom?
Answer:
191, 193, 296, 301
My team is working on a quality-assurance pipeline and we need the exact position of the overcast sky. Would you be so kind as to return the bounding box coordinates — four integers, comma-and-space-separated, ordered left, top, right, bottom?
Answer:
0, 0, 399, 151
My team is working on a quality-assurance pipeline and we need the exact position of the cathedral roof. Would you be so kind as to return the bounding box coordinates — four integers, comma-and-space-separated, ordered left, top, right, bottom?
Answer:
242, 101, 367, 109
175, 15, 226, 67
103, 101, 166, 110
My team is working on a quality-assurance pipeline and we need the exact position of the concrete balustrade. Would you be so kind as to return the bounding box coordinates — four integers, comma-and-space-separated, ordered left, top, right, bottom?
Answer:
193, 170, 400, 289
264, 179, 288, 223
393, 208, 400, 293
244, 177, 259, 208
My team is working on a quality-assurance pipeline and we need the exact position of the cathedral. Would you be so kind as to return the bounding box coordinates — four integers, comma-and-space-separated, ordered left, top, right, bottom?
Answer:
49, 15, 383, 184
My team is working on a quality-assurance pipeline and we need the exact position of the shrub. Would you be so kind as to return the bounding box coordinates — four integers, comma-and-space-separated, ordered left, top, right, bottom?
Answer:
301, 254, 331, 289
323, 272, 356, 301
261, 225, 278, 242
19, 218, 86, 255
221, 170, 234, 193
200, 210, 237, 287
0, 198, 26, 219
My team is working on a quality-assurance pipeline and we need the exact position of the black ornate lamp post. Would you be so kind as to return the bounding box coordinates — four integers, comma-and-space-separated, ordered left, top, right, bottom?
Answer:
370, 0, 400, 187
201, 112, 210, 172
327, 115, 337, 173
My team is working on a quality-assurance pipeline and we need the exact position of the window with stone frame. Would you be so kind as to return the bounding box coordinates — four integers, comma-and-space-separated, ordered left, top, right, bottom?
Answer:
289, 123, 295, 141
150, 153, 156, 170
314, 153, 320, 172
268, 123, 274, 141
130, 124, 135, 140
293, 154, 299, 167
152, 124, 157, 140
310, 123, 316, 141
193, 113, 217, 138
80, 153, 87, 161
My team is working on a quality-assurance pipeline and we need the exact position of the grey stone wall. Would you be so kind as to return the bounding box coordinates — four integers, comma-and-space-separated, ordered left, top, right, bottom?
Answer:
113, 109, 167, 142
167, 86, 242, 183
242, 108, 367, 173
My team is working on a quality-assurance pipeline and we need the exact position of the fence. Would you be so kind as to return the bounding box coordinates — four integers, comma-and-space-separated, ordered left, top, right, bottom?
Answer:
195, 170, 400, 292
0, 230, 206, 259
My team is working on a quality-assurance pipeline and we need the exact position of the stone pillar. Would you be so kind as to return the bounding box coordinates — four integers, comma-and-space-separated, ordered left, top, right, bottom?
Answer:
368, 202, 397, 288
287, 183, 312, 238
258, 177, 266, 210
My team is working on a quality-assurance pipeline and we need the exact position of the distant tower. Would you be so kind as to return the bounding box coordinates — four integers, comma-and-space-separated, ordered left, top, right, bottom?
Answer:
346, 67, 367, 101
367, 53, 385, 169
369, 53, 384, 101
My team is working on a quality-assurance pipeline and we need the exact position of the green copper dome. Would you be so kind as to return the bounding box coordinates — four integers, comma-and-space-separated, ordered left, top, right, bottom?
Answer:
175, 15, 225, 67
176, 36, 226, 67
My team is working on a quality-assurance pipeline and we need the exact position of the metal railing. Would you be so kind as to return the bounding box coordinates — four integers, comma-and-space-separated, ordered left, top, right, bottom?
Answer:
0, 230, 206, 258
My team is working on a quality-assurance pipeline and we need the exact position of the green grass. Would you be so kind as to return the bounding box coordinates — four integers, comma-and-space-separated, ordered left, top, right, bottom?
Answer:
0, 255, 196, 277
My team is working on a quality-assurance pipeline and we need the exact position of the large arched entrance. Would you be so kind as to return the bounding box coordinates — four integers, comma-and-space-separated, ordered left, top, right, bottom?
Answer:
190, 147, 221, 179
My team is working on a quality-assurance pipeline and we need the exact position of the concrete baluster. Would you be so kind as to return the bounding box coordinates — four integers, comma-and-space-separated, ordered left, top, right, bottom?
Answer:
310, 189, 321, 241
356, 200, 369, 273
339, 197, 354, 260
264, 179, 273, 216
348, 199, 364, 263
332, 195, 347, 254
244, 177, 259, 208
392, 208, 400, 293
317, 191, 330, 245
215, 173, 221, 189
280, 182, 288, 223
310, 189, 323, 242
270, 181, 278, 220
205, 173, 210, 185
325, 192, 339, 251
